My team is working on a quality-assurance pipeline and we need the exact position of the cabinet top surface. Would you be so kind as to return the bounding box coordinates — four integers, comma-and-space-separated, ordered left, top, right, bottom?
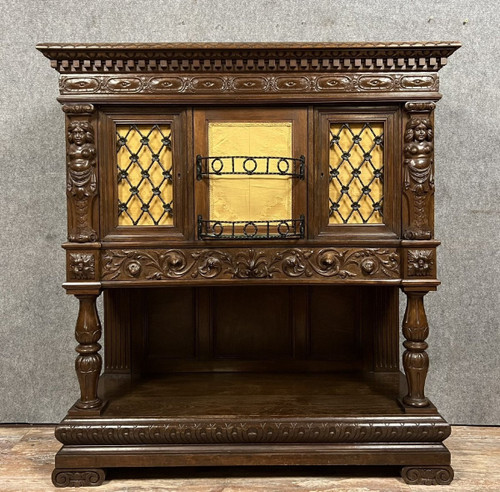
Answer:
37, 41, 461, 49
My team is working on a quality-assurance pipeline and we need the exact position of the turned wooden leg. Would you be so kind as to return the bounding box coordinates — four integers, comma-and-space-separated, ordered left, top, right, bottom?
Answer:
401, 465, 454, 485
402, 289, 430, 407
74, 294, 102, 410
52, 468, 105, 487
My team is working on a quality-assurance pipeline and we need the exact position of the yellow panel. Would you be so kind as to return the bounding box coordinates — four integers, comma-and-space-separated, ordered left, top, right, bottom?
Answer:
329, 122, 384, 224
209, 122, 292, 221
117, 124, 173, 226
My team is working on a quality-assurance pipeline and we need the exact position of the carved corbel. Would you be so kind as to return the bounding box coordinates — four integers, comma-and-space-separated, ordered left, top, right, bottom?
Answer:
402, 102, 435, 240
63, 104, 98, 242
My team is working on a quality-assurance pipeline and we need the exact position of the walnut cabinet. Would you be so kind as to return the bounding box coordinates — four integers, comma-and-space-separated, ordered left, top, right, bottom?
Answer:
37, 42, 460, 487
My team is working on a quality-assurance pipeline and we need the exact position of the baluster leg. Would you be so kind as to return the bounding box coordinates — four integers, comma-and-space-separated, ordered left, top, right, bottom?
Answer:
402, 288, 430, 407
73, 293, 103, 411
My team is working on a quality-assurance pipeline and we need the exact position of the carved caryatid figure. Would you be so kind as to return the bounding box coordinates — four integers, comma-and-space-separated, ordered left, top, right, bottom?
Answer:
403, 116, 434, 239
67, 121, 97, 242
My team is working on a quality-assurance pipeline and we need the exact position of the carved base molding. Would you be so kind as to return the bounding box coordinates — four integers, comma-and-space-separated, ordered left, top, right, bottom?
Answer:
56, 416, 450, 445
101, 247, 400, 282
52, 468, 105, 487
401, 465, 454, 485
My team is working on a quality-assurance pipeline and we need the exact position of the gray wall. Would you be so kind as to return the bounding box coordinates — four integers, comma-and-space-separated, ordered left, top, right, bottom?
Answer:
1, 0, 498, 424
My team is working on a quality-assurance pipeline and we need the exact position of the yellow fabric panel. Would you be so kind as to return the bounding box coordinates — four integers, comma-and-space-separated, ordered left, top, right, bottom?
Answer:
117, 124, 173, 226
208, 122, 293, 221
329, 122, 383, 224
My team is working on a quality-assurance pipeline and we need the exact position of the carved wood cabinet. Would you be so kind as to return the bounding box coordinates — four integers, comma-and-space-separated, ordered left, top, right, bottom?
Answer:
38, 42, 460, 487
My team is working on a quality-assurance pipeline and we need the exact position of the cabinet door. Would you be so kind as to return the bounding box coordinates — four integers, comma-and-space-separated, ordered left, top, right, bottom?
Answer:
100, 108, 190, 241
194, 107, 307, 240
313, 107, 400, 239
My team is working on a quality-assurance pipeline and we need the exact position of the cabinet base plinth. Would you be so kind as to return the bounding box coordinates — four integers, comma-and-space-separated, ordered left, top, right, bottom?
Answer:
53, 372, 453, 486
53, 443, 452, 486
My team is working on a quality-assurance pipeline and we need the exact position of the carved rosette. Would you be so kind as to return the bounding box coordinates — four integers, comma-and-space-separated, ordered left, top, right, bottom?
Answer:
401, 466, 454, 485
52, 468, 105, 487
101, 248, 400, 282
69, 253, 95, 280
64, 104, 98, 243
407, 249, 434, 277
403, 102, 436, 240
55, 418, 450, 445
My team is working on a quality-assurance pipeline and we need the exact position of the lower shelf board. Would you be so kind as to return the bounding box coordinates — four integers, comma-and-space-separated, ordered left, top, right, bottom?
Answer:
53, 371, 453, 486
98, 371, 433, 418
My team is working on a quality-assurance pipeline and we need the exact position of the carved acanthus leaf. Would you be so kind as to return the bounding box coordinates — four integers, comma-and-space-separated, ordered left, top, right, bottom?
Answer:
101, 248, 400, 282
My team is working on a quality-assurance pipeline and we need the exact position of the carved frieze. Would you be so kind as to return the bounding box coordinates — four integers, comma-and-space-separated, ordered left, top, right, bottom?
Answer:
66, 118, 97, 242
68, 253, 95, 280
101, 248, 400, 282
403, 102, 436, 240
55, 418, 450, 445
58, 73, 439, 95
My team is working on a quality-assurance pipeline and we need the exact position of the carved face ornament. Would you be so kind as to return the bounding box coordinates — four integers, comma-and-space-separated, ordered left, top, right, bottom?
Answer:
415, 123, 428, 142
68, 121, 93, 145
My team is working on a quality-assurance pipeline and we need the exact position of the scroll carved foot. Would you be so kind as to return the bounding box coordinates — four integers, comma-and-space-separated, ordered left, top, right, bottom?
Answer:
401, 465, 454, 485
52, 468, 105, 487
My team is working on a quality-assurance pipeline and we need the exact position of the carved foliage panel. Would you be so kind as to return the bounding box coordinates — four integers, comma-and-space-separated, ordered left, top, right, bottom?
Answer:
101, 247, 400, 282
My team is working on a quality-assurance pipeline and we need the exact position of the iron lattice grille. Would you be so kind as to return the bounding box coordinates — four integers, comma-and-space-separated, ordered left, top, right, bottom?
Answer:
196, 155, 305, 180
117, 124, 173, 226
198, 216, 305, 240
329, 122, 384, 224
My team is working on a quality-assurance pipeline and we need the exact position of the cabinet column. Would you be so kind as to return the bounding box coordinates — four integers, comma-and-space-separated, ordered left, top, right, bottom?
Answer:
402, 288, 430, 407
74, 293, 103, 410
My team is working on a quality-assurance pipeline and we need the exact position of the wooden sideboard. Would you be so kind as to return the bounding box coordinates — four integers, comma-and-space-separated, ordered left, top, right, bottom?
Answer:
37, 42, 460, 487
